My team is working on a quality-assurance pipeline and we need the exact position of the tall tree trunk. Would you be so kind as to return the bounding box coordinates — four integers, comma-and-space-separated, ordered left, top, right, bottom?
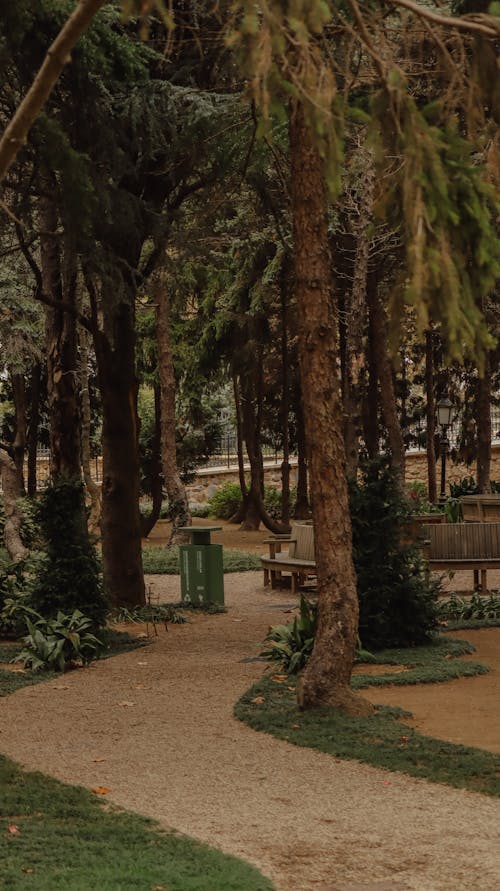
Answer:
425, 330, 438, 503
26, 363, 42, 497
280, 277, 291, 525
363, 310, 379, 459
343, 154, 374, 479
154, 272, 191, 544
476, 351, 492, 493
79, 324, 102, 535
0, 447, 28, 561
294, 398, 310, 518
289, 101, 373, 716
368, 272, 406, 486
94, 298, 145, 608
230, 371, 249, 525
141, 383, 163, 538
239, 367, 264, 531
10, 371, 27, 493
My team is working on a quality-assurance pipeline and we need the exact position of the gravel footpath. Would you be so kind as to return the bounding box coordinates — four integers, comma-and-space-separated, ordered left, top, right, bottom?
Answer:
0, 572, 499, 891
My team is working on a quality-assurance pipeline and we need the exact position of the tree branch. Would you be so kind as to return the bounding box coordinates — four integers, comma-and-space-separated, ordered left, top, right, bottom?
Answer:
0, 0, 107, 185
388, 0, 500, 38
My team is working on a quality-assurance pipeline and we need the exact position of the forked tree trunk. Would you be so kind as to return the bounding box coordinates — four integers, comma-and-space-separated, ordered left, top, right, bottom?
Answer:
0, 447, 28, 561
154, 272, 191, 545
425, 330, 438, 503
289, 101, 373, 716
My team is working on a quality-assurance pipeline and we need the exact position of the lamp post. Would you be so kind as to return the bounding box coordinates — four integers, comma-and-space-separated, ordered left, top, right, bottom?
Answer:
437, 397, 453, 502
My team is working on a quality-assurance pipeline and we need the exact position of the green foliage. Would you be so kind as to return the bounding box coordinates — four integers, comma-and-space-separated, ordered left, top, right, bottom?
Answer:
350, 460, 440, 649
437, 592, 500, 624
29, 480, 107, 629
13, 609, 103, 673
449, 475, 479, 497
111, 603, 187, 625
235, 675, 500, 796
261, 595, 317, 673
208, 482, 243, 519
405, 480, 443, 515
444, 497, 462, 523
0, 754, 274, 891
141, 544, 260, 574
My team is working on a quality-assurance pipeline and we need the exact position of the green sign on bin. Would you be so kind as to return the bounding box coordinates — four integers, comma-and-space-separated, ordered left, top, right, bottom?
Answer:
178, 526, 224, 606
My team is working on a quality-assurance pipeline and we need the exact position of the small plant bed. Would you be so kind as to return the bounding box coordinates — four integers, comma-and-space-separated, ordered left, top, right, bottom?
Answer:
0, 630, 148, 698
437, 592, 500, 630
235, 676, 500, 797
351, 637, 489, 688
142, 545, 260, 574
0, 754, 274, 890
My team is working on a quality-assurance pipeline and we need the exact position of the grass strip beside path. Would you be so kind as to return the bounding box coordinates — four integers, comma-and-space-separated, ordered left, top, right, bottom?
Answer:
142, 546, 260, 574
0, 755, 274, 891
235, 676, 500, 797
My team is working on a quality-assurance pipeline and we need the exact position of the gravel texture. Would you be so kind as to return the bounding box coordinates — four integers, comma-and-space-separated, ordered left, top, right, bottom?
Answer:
0, 571, 499, 891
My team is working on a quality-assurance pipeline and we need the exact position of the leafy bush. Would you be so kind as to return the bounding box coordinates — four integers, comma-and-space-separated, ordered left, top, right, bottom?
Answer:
261, 595, 317, 673
13, 609, 103, 672
405, 480, 442, 515
437, 592, 500, 623
448, 476, 478, 497
350, 459, 440, 649
29, 479, 107, 629
208, 482, 242, 519
190, 504, 211, 518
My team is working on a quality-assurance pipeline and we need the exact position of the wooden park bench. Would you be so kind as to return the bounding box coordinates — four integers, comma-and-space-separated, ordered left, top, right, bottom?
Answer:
261, 523, 316, 594
460, 494, 500, 522
424, 522, 500, 592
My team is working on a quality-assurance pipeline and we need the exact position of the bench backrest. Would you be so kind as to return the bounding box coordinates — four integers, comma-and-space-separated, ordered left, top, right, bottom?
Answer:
460, 495, 500, 522
288, 523, 315, 561
428, 523, 500, 559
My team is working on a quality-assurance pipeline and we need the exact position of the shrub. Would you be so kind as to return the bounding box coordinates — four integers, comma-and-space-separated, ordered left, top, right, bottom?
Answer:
208, 482, 242, 519
261, 595, 317, 673
29, 479, 108, 629
349, 459, 440, 649
13, 609, 103, 672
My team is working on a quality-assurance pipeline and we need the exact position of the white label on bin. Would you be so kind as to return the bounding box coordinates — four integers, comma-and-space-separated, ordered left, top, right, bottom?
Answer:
183, 551, 190, 588
196, 550, 203, 572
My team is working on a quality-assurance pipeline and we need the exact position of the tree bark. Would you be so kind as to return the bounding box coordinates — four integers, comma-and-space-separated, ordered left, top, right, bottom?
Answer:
363, 309, 379, 459
0, 447, 28, 561
154, 271, 192, 545
476, 350, 492, 493
141, 383, 164, 538
289, 101, 373, 716
10, 371, 27, 494
0, 0, 106, 184
294, 399, 310, 518
26, 363, 42, 497
94, 297, 145, 608
280, 276, 291, 525
425, 329, 438, 503
343, 154, 374, 479
368, 272, 406, 486
79, 324, 102, 535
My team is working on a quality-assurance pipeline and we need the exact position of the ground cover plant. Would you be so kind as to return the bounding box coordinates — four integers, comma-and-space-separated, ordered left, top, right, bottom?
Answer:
235, 675, 500, 797
0, 754, 274, 891
142, 545, 260, 574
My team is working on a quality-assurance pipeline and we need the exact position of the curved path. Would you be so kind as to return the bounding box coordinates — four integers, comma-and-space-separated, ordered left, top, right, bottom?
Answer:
0, 573, 499, 891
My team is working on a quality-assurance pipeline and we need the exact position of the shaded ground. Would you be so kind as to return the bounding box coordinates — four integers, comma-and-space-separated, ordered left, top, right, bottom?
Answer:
0, 565, 499, 890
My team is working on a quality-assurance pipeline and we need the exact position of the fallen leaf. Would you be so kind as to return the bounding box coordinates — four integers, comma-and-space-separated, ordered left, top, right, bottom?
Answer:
137, 661, 148, 666
290, 723, 301, 730
251, 696, 265, 704
117, 701, 135, 707
152, 886, 166, 890
53, 685, 69, 690
271, 675, 288, 683
8, 824, 21, 835
22, 869, 34, 874
286, 686, 296, 691
92, 758, 106, 763
91, 786, 112, 796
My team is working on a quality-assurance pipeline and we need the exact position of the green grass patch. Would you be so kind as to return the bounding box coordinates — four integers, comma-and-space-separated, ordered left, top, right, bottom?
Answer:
235, 676, 500, 797
142, 545, 260, 574
0, 754, 274, 890
352, 636, 489, 688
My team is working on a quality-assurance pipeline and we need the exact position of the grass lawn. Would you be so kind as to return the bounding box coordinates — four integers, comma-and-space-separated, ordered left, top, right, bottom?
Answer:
142, 546, 260, 574
0, 756, 274, 891
235, 635, 500, 798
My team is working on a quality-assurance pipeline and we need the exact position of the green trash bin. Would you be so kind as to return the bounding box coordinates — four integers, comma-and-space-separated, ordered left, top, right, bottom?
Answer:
177, 526, 224, 607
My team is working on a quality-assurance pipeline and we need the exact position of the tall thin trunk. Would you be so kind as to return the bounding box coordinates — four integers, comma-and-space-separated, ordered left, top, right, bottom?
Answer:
10, 371, 27, 493
79, 324, 102, 535
363, 310, 379, 459
0, 447, 28, 561
294, 398, 310, 518
231, 371, 250, 525
154, 272, 191, 545
343, 154, 374, 479
141, 383, 163, 537
425, 330, 438, 503
27, 363, 42, 497
368, 272, 405, 486
280, 279, 291, 525
476, 351, 492, 493
289, 101, 373, 715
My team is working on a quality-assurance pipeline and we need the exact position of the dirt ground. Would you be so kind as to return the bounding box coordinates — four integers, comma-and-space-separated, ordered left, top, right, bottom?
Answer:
0, 519, 499, 890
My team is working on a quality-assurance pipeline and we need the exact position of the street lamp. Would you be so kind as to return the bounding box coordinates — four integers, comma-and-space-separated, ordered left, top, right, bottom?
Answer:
437, 397, 453, 502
